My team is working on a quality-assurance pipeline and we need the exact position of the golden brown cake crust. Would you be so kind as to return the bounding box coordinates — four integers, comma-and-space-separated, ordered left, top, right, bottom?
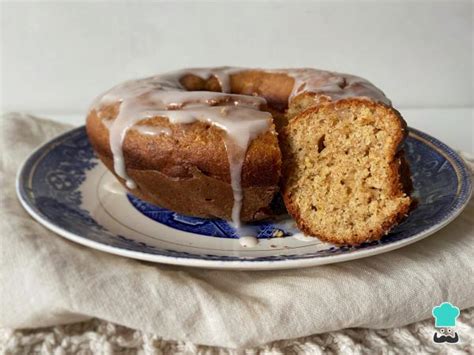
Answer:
86, 69, 318, 222
86, 109, 281, 221
86, 67, 412, 234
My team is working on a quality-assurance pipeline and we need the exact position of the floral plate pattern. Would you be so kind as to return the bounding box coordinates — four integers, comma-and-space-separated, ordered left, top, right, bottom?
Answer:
16, 126, 472, 270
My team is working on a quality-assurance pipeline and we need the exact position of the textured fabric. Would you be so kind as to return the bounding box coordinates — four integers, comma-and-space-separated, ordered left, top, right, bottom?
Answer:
1, 311, 474, 354
0, 113, 473, 349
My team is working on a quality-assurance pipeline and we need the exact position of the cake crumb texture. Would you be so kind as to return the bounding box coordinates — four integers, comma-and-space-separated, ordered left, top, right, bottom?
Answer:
282, 99, 412, 245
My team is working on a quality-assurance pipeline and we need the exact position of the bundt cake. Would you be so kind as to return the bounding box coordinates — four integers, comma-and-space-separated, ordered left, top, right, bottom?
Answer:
86, 67, 413, 244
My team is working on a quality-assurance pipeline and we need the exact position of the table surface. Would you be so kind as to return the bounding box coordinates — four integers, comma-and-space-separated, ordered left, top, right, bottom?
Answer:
34, 108, 473, 154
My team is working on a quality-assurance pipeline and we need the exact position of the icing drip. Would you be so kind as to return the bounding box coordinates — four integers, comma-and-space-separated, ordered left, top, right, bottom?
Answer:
239, 236, 259, 248
293, 233, 316, 242
93, 69, 271, 228
104, 179, 125, 195
92, 67, 391, 232
132, 125, 172, 136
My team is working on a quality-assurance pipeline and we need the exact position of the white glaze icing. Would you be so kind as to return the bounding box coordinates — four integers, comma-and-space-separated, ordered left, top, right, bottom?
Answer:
91, 67, 390, 232
293, 233, 317, 242
239, 236, 259, 248
132, 125, 172, 136
92, 69, 272, 229
103, 179, 126, 195
269, 68, 391, 105
102, 119, 171, 137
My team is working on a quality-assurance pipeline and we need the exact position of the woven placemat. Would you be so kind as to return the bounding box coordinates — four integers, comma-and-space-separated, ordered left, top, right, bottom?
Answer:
1, 308, 473, 354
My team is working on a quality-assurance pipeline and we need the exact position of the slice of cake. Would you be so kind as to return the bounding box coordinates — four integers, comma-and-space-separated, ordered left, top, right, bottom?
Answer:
281, 99, 412, 245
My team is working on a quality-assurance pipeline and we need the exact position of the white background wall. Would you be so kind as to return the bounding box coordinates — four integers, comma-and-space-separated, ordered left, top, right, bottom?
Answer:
1, 0, 473, 151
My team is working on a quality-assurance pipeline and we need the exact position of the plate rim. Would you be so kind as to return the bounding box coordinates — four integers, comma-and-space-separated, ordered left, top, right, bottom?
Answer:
16, 126, 473, 270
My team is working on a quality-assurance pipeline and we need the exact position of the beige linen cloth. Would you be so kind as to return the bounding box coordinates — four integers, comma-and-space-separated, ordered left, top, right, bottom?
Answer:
1, 113, 473, 349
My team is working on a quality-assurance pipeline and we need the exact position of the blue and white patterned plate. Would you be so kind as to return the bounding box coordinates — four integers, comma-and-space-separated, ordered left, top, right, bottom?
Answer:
16, 126, 472, 270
